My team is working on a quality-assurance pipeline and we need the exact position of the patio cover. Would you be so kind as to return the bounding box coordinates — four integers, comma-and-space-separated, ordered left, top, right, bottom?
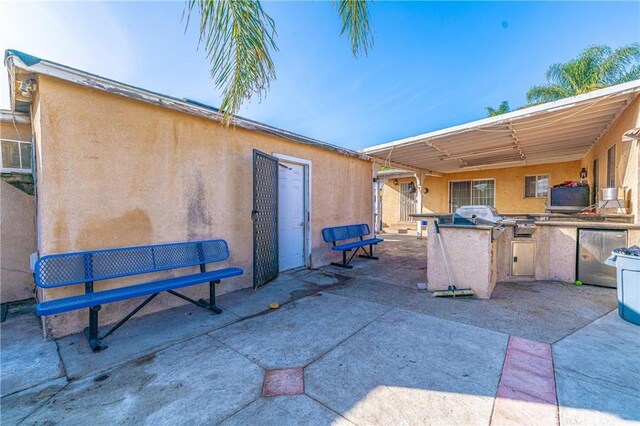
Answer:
363, 80, 640, 175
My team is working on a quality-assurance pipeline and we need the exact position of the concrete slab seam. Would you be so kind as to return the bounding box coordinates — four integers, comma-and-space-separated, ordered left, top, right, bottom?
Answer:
301, 303, 395, 369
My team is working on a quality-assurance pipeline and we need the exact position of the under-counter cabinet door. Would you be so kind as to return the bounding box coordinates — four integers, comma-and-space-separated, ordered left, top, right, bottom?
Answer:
512, 241, 535, 277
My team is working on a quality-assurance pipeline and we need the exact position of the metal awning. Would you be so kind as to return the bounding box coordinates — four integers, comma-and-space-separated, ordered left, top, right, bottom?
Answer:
363, 80, 640, 174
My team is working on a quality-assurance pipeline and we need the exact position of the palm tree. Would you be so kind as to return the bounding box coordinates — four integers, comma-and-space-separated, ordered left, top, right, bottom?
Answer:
485, 101, 511, 117
526, 43, 640, 105
185, 0, 373, 123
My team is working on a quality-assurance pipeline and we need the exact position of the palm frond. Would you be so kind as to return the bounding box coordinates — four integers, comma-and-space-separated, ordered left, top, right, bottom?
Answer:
335, 0, 373, 57
185, 0, 278, 124
485, 101, 510, 117
526, 84, 570, 104
599, 43, 640, 84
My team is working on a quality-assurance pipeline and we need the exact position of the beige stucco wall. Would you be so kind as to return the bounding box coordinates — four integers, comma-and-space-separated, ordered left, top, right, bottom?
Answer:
426, 222, 497, 299
32, 75, 372, 338
1, 119, 36, 303
381, 161, 581, 226
581, 96, 640, 224
1, 119, 31, 141
1, 180, 36, 302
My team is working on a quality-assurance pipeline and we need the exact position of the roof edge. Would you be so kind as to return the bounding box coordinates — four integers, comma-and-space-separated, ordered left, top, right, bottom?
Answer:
0, 109, 30, 124
4, 49, 370, 162
363, 79, 640, 154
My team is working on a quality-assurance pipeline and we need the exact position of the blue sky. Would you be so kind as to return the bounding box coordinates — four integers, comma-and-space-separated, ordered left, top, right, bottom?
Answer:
1, 1, 639, 150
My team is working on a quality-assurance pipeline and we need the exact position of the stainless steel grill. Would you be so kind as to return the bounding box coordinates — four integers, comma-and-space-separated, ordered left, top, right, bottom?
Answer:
514, 219, 537, 237
451, 205, 538, 239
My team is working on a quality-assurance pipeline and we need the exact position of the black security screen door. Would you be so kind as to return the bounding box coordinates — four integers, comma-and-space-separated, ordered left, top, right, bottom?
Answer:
252, 149, 279, 288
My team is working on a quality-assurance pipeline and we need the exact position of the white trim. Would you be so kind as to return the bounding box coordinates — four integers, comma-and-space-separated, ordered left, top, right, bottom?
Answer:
273, 153, 312, 269
1, 138, 32, 172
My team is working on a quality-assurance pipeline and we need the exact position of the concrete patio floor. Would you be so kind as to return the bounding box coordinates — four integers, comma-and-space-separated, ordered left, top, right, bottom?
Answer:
2, 235, 638, 425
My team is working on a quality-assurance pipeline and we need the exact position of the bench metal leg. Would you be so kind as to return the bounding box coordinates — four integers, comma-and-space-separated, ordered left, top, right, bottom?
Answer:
331, 250, 356, 269
83, 305, 108, 352
357, 244, 379, 260
198, 280, 222, 314
102, 293, 159, 340
169, 285, 222, 315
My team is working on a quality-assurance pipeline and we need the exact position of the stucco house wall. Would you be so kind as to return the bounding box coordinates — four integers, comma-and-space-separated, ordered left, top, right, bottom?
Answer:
31, 75, 373, 338
581, 96, 640, 222
381, 161, 581, 226
1, 118, 36, 303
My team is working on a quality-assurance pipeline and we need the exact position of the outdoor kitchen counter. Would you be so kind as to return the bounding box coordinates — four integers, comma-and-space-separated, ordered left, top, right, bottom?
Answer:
425, 220, 503, 299
418, 214, 640, 299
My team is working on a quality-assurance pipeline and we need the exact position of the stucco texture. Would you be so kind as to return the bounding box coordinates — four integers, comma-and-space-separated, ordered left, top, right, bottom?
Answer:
1, 180, 36, 302
381, 161, 581, 225
32, 75, 372, 338
581, 96, 640, 222
1, 119, 35, 303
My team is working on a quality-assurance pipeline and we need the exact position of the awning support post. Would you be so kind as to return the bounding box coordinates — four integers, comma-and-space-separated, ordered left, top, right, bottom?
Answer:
415, 173, 424, 239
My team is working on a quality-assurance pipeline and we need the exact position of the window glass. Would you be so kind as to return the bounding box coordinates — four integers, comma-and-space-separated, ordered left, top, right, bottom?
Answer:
524, 175, 549, 198
449, 181, 471, 212
472, 180, 494, 206
450, 179, 495, 211
20, 143, 32, 169
524, 176, 537, 198
607, 145, 616, 187
1, 140, 21, 168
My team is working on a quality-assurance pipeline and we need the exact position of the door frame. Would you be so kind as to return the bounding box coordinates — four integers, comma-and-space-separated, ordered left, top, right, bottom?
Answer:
273, 153, 312, 268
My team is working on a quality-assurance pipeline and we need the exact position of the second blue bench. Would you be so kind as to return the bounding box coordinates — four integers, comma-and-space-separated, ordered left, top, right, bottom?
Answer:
322, 224, 383, 269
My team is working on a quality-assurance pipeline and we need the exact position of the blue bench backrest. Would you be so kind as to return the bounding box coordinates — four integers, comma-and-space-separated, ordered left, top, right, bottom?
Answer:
35, 239, 230, 289
322, 224, 371, 243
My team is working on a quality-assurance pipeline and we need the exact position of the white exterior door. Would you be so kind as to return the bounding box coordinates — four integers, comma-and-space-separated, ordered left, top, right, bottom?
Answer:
278, 162, 306, 271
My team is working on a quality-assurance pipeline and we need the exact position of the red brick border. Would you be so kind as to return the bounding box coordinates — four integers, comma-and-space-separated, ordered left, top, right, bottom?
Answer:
491, 336, 559, 425
262, 368, 304, 397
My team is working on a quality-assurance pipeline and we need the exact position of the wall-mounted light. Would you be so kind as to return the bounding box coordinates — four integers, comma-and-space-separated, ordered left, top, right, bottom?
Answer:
580, 167, 588, 179
423, 187, 429, 194
393, 179, 399, 185
19, 79, 37, 98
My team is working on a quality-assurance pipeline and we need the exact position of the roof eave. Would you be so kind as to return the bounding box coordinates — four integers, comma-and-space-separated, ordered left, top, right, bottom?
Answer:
363, 79, 640, 155
4, 50, 370, 162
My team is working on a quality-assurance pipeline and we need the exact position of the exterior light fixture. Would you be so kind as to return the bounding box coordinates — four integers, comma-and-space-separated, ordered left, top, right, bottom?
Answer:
19, 79, 37, 98
393, 179, 399, 185
580, 167, 587, 179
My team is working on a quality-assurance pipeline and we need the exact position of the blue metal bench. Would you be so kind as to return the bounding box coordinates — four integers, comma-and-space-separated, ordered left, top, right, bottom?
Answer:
34, 239, 243, 351
322, 224, 383, 269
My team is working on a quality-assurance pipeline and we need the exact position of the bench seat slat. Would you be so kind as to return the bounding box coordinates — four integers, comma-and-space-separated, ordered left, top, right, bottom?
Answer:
332, 238, 384, 251
36, 267, 243, 316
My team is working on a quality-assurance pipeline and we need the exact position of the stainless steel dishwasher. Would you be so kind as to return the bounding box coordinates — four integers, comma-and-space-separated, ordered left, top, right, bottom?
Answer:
577, 229, 628, 287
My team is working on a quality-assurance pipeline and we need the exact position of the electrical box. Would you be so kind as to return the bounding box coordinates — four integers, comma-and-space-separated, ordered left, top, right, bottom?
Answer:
512, 241, 535, 277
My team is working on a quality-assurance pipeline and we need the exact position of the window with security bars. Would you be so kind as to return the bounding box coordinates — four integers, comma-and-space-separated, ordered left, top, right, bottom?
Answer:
1, 139, 32, 173
449, 179, 495, 212
524, 175, 549, 198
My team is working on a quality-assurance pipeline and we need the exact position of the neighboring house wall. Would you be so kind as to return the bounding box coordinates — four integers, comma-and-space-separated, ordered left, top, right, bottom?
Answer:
381, 161, 581, 225
0, 119, 36, 303
31, 75, 372, 338
581, 96, 640, 223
